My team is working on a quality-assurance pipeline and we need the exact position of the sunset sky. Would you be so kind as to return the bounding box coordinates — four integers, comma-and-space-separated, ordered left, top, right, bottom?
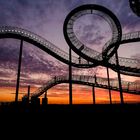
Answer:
0, 0, 140, 104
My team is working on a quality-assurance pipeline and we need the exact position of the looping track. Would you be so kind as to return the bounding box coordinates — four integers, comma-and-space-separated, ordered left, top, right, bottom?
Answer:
63, 4, 122, 63
0, 4, 139, 99
0, 26, 139, 77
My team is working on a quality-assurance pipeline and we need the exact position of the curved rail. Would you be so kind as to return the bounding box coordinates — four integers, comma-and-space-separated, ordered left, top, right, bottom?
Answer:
0, 26, 93, 68
63, 4, 122, 63
0, 26, 140, 76
25, 75, 140, 98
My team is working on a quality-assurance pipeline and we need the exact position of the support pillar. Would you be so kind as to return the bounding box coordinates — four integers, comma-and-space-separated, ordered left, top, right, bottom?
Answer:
107, 67, 112, 104
15, 40, 23, 102
115, 51, 124, 104
92, 85, 96, 104
69, 48, 72, 105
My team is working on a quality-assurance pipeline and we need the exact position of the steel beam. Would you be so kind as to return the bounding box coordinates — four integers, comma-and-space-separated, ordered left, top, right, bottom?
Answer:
15, 40, 23, 102
107, 67, 112, 104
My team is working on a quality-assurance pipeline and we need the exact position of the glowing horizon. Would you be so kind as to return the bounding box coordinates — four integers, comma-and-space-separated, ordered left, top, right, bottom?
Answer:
0, 84, 140, 104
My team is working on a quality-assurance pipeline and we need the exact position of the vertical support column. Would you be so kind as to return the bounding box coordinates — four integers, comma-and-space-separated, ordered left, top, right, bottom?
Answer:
92, 85, 96, 104
15, 40, 23, 102
69, 48, 72, 105
115, 51, 124, 104
107, 67, 112, 104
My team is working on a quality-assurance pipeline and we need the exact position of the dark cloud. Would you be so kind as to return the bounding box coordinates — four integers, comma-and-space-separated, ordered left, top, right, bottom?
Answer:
94, 0, 140, 31
0, 46, 19, 64
81, 33, 104, 45
0, 0, 67, 36
75, 22, 107, 48
73, 0, 140, 31
112, 1, 140, 31
20, 53, 68, 76
0, 0, 139, 31
0, 70, 14, 78
0, 79, 16, 87
0, 41, 68, 87
0, 40, 68, 73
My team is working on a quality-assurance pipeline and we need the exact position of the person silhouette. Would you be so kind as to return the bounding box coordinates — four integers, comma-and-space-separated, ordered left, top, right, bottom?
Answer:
94, 75, 97, 84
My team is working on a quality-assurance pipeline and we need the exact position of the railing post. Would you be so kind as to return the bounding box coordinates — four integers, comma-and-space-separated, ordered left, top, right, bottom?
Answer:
15, 40, 23, 102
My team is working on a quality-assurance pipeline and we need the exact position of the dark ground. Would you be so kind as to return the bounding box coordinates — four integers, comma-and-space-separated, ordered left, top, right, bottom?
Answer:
1, 102, 140, 114
1, 102, 140, 129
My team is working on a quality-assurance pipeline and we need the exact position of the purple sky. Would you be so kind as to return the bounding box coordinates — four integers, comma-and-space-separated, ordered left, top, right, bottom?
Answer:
0, 0, 140, 87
